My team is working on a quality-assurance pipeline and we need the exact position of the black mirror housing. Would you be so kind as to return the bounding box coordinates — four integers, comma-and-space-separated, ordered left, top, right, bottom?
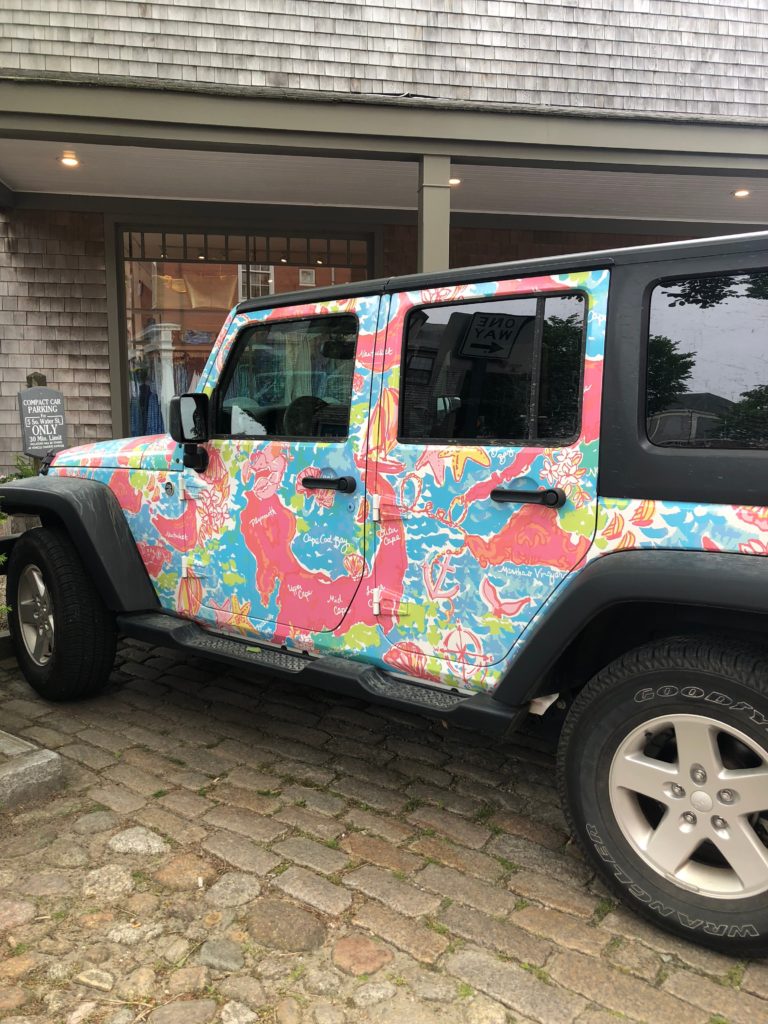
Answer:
169, 393, 210, 445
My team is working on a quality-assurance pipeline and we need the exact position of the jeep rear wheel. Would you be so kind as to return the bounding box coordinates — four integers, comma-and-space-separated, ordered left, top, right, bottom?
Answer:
558, 638, 768, 956
8, 527, 117, 701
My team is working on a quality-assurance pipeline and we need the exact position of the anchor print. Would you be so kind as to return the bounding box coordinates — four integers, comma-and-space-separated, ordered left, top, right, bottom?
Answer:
423, 550, 461, 604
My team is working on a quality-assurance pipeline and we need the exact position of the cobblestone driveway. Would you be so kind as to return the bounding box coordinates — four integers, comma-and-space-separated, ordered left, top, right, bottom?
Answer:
0, 640, 766, 1024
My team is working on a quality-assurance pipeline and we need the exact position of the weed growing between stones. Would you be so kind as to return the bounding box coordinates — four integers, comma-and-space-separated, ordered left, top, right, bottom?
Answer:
591, 896, 617, 924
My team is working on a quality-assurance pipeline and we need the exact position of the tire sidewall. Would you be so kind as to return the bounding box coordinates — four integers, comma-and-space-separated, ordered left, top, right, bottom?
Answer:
8, 533, 60, 691
562, 664, 768, 952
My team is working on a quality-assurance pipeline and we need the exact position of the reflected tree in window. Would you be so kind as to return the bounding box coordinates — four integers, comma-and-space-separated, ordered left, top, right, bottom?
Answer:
538, 313, 583, 438
665, 272, 768, 308
646, 335, 695, 416
647, 269, 768, 449
718, 384, 768, 447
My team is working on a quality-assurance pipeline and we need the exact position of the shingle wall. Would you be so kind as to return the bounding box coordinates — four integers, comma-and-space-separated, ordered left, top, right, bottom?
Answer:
1, 0, 766, 120
0, 211, 111, 472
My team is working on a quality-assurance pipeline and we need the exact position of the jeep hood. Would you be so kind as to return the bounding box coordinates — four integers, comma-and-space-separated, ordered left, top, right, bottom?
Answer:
51, 434, 180, 471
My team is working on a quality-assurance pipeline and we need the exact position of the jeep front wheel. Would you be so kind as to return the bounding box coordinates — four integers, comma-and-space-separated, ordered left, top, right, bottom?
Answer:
558, 638, 768, 956
7, 527, 117, 701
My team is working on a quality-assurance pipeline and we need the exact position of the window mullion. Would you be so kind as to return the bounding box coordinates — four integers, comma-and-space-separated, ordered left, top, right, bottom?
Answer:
527, 297, 546, 441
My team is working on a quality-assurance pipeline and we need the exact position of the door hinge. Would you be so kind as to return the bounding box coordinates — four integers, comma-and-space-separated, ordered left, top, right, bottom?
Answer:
371, 495, 409, 521
371, 586, 409, 618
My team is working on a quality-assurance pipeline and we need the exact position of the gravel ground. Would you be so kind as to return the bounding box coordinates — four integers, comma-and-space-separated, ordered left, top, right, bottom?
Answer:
0, 640, 765, 1024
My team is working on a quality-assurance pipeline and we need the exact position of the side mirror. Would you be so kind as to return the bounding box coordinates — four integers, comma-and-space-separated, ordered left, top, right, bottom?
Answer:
170, 393, 210, 444
169, 393, 210, 472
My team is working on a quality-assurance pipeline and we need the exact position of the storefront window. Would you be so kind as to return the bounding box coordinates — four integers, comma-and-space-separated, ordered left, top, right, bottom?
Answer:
123, 230, 370, 437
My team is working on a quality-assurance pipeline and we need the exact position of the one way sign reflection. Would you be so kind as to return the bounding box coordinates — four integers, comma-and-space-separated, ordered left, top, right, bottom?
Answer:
458, 312, 527, 361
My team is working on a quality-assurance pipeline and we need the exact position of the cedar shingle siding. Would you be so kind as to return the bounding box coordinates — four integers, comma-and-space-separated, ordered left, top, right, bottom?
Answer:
0, 212, 111, 468
1, 0, 765, 120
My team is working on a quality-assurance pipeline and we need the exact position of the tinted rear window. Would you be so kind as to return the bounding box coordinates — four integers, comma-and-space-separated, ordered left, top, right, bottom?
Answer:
646, 270, 768, 449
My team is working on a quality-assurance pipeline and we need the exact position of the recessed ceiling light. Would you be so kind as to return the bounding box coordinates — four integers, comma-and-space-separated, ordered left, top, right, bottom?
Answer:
59, 150, 79, 168
449, 177, 462, 186
733, 189, 751, 198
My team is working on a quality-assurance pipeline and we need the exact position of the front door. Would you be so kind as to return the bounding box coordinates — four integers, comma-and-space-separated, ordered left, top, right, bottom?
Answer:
178, 297, 381, 646
369, 271, 609, 690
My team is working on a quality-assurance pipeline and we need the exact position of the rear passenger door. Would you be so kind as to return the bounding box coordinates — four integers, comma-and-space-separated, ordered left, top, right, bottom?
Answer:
369, 271, 609, 689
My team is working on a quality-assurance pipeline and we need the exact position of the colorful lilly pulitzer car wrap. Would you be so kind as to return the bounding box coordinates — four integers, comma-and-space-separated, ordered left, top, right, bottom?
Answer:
49, 267, 768, 697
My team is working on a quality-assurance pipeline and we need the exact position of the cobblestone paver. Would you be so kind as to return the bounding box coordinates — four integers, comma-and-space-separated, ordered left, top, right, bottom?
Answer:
0, 640, 762, 1023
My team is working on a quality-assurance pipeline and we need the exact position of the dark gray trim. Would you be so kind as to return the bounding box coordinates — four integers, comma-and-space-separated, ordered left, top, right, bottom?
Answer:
0, 176, 15, 208
417, 154, 451, 272
494, 549, 768, 706
2, 80, 768, 176
6, 193, 763, 239
0, 476, 159, 613
4, 71, 768, 130
103, 215, 126, 437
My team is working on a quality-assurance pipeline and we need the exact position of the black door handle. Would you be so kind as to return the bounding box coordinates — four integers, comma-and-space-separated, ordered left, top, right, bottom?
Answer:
491, 486, 566, 508
301, 475, 357, 494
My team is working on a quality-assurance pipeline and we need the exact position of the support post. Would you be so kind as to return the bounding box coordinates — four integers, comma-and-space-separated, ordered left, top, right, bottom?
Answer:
417, 155, 451, 273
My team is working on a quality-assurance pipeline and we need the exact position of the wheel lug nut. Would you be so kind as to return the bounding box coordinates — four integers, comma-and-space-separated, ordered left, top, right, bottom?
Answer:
671, 784, 686, 798
712, 816, 728, 830
718, 789, 735, 804
690, 764, 707, 785
682, 811, 697, 825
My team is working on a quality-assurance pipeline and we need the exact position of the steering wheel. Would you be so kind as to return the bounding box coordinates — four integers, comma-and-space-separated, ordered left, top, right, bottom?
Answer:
282, 395, 328, 438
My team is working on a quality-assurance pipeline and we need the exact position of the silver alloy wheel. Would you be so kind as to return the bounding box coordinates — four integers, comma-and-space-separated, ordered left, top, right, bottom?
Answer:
17, 563, 55, 666
609, 713, 768, 899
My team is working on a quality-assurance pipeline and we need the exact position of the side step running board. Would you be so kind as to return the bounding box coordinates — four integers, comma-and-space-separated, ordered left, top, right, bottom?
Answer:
117, 612, 525, 737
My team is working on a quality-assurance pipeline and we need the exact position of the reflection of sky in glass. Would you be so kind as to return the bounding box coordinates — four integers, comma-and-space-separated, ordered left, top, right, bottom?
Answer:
422, 297, 536, 325
415, 292, 582, 326
651, 276, 768, 403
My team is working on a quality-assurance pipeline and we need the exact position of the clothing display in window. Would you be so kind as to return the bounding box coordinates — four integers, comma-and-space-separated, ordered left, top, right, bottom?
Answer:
129, 371, 164, 436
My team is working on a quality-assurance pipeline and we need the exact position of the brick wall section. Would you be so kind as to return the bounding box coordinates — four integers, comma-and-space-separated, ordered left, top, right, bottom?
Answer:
382, 225, 684, 277
0, 1, 766, 120
0, 210, 111, 473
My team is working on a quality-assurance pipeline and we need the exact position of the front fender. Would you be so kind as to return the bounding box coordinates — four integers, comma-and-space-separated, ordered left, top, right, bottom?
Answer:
0, 476, 159, 613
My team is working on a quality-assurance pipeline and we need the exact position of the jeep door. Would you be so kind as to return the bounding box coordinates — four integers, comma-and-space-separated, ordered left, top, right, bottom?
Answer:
181, 295, 383, 643
368, 271, 609, 689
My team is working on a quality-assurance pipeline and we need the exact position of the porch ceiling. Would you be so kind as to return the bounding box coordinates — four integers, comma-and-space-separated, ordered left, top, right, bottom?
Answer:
0, 138, 766, 227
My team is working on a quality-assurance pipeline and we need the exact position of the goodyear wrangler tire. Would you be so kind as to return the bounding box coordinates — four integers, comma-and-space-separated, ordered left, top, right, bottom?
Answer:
7, 527, 117, 701
558, 638, 768, 956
